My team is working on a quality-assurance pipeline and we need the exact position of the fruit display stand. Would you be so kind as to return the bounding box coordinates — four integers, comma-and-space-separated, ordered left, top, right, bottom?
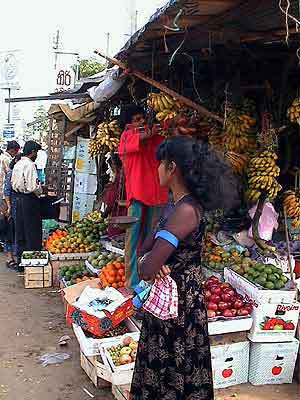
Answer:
24, 264, 52, 289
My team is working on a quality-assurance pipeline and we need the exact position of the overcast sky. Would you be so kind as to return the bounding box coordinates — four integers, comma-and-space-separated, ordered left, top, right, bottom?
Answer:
0, 0, 166, 126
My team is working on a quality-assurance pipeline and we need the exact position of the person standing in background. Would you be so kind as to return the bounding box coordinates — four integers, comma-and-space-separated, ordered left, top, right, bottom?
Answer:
118, 104, 168, 290
35, 148, 47, 184
0, 141, 20, 200
0, 141, 20, 267
12, 141, 43, 269
3, 154, 22, 269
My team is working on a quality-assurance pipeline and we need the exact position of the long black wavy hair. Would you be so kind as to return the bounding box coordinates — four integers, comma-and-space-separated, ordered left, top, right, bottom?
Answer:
156, 136, 241, 212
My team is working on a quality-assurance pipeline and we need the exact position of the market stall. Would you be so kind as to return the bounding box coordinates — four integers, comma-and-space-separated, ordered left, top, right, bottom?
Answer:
17, 0, 300, 398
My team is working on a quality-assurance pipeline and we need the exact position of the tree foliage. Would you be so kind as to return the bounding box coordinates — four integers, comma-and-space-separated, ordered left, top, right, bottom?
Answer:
25, 105, 49, 146
73, 57, 106, 79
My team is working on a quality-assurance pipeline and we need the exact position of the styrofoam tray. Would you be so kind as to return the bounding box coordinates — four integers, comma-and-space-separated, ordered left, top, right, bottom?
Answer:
21, 251, 49, 266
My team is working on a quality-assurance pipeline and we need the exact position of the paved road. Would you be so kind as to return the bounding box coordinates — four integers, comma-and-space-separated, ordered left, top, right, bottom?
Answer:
0, 257, 298, 400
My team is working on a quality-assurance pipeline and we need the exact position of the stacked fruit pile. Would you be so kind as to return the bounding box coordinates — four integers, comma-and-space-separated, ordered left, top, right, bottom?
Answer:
283, 190, 300, 228
231, 259, 288, 290
246, 150, 282, 203
287, 98, 300, 124
87, 251, 124, 270
107, 336, 138, 366
46, 217, 105, 254
147, 92, 182, 122
99, 260, 126, 289
224, 110, 256, 153
60, 264, 96, 286
88, 120, 121, 157
203, 276, 252, 319
202, 237, 248, 271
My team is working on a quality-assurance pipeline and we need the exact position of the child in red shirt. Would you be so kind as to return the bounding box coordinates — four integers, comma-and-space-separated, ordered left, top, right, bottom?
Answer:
118, 105, 168, 289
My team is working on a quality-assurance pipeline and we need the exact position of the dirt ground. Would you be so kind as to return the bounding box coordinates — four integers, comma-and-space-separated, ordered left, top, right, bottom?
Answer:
0, 256, 299, 400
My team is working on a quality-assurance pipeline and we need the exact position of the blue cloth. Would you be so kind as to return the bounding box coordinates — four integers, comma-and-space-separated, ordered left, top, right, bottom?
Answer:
37, 169, 46, 184
155, 229, 179, 248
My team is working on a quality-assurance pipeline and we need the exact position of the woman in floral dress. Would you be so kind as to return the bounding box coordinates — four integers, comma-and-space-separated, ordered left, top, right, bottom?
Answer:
130, 137, 240, 400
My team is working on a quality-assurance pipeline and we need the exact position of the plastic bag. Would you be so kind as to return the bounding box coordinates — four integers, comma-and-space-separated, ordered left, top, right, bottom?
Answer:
248, 202, 279, 241
88, 68, 126, 103
39, 352, 70, 367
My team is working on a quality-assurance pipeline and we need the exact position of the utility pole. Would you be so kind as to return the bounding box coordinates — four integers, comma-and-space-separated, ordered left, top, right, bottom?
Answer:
53, 29, 61, 69
106, 33, 110, 67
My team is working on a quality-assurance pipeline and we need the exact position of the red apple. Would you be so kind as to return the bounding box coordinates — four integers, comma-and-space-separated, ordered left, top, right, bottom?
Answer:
237, 308, 249, 316
210, 294, 221, 303
235, 294, 244, 301
221, 292, 233, 302
230, 309, 237, 317
223, 288, 235, 297
207, 302, 218, 311
243, 303, 253, 313
218, 301, 229, 311
222, 368, 233, 378
233, 299, 244, 310
272, 366, 282, 376
222, 309, 234, 318
220, 283, 232, 290
210, 285, 222, 295
203, 289, 212, 300
207, 310, 216, 318
284, 322, 295, 330
216, 311, 222, 316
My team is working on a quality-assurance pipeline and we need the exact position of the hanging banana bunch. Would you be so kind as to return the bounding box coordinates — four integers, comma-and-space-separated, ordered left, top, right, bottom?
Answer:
287, 98, 300, 124
246, 150, 282, 203
283, 190, 300, 228
224, 151, 248, 175
88, 120, 121, 158
147, 92, 183, 122
224, 109, 256, 153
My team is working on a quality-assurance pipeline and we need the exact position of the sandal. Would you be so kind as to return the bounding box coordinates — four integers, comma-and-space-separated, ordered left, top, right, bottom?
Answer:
6, 260, 18, 269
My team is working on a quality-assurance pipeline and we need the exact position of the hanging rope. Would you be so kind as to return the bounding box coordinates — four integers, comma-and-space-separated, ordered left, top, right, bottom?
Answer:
163, 9, 183, 32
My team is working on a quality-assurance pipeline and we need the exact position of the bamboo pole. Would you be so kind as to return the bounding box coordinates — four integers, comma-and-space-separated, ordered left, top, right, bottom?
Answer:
94, 50, 223, 124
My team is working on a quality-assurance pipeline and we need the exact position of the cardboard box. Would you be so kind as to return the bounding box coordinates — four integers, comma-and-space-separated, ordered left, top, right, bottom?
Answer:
76, 138, 97, 174
249, 339, 299, 385
112, 384, 131, 400
50, 258, 89, 287
63, 280, 133, 337
248, 302, 300, 342
72, 193, 96, 222
211, 337, 250, 389
74, 172, 97, 195
208, 316, 252, 336
224, 267, 296, 305
101, 339, 136, 386
24, 264, 52, 288
73, 319, 140, 357
80, 351, 112, 387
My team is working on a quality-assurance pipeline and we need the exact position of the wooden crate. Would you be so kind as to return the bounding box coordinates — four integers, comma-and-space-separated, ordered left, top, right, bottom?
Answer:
24, 264, 52, 288
80, 351, 112, 388
51, 259, 86, 287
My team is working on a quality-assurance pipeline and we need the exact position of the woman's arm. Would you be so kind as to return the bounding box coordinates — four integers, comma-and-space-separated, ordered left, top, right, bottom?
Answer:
138, 203, 200, 280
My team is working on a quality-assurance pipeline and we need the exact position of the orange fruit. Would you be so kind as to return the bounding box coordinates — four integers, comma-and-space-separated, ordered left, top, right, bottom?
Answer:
112, 283, 118, 289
